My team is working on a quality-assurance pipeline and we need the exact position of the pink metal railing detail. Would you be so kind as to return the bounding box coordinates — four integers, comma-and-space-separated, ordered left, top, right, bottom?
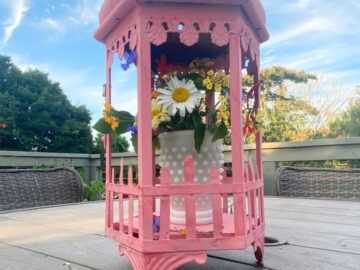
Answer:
183, 156, 197, 239
128, 166, 134, 237
159, 167, 170, 240
210, 166, 222, 237
118, 158, 124, 233
108, 155, 264, 241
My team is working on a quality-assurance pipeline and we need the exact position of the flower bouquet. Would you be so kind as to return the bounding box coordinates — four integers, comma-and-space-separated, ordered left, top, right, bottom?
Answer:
151, 56, 231, 153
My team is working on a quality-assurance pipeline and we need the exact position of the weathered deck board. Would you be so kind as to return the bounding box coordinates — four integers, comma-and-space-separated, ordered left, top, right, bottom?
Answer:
0, 242, 92, 270
0, 197, 359, 270
208, 244, 360, 270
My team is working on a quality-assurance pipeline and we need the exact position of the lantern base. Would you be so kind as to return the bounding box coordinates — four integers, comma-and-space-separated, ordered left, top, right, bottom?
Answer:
119, 245, 207, 270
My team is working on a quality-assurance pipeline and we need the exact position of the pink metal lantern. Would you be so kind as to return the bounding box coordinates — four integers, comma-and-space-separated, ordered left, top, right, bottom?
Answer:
94, 1, 269, 269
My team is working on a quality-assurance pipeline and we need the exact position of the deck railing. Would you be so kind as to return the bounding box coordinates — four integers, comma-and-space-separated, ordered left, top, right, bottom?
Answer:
1, 137, 359, 195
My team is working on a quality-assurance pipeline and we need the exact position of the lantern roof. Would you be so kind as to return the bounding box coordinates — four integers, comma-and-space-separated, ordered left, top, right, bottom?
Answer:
94, 0, 269, 43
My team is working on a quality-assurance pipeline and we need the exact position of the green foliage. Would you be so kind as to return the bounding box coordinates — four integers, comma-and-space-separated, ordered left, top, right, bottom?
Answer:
329, 88, 360, 137
0, 55, 93, 153
212, 121, 228, 142
183, 73, 205, 90
93, 133, 129, 154
83, 180, 105, 201
278, 159, 360, 169
32, 164, 57, 169
243, 66, 319, 143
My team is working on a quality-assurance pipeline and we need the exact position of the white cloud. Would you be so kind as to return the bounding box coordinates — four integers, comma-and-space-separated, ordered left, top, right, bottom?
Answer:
262, 17, 336, 48
42, 18, 66, 32
35, 0, 103, 41
287, 0, 312, 9
60, 3, 70, 8
69, 0, 103, 26
1, 0, 29, 48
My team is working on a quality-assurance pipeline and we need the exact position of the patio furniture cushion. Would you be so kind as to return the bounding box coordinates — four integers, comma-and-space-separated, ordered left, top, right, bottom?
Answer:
0, 167, 83, 211
274, 166, 360, 201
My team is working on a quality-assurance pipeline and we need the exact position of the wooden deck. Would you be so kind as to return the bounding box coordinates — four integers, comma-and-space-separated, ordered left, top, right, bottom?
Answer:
0, 197, 359, 269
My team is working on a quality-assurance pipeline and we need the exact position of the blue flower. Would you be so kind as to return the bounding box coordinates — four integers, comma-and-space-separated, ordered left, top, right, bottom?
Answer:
221, 89, 229, 96
153, 216, 160, 233
120, 49, 137, 71
127, 125, 138, 134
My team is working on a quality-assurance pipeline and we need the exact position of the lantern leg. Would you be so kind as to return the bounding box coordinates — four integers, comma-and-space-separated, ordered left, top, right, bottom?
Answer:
253, 236, 264, 263
119, 245, 207, 270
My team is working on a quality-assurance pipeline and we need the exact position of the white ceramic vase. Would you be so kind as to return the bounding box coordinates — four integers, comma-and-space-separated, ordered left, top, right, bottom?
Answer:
158, 130, 224, 225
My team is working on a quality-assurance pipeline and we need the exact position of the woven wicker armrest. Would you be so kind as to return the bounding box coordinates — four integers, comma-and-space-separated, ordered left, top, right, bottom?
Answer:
0, 167, 83, 211
274, 166, 360, 201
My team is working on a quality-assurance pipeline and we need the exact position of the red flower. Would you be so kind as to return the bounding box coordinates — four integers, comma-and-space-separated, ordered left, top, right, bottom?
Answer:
1, 123, 6, 129
337, 135, 343, 139
243, 114, 254, 135
246, 81, 261, 102
155, 54, 176, 76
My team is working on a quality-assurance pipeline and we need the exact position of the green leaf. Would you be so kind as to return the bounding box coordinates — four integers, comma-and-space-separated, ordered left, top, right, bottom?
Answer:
152, 136, 160, 151
93, 118, 114, 134
192, 114, 206, 153
212, 121, 228, 142
107, 110, 134, 120
93, 111, 135, 135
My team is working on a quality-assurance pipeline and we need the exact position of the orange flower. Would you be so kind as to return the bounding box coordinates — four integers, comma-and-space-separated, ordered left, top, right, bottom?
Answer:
104, 101, 111, 111
151, 90, 160, 98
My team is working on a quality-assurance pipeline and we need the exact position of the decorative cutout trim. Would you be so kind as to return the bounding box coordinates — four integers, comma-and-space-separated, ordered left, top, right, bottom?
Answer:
143, 15, 259, 62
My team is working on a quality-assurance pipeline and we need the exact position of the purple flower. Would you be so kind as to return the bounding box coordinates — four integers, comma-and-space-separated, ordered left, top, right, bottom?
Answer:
127, 125, 138, 134
120, 49, 137, 71
153, 216, 160, 233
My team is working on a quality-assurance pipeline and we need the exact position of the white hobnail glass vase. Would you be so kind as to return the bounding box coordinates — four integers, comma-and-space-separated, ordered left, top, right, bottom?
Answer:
158, 130, 225, 225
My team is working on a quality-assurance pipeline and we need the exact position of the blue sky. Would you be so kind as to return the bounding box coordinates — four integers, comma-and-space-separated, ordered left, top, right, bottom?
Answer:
0, 0, 359, 132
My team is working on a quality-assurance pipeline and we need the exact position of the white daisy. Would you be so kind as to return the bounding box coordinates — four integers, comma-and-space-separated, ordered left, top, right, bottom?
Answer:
157, 77, 205, 117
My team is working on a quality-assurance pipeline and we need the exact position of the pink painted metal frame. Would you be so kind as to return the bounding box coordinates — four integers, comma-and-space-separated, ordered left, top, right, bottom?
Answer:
96, 1, 267, 269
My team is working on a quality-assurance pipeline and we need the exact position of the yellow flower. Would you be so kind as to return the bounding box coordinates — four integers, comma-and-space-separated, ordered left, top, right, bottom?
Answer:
217, 70, 225, 76
189, 62, 195, 68
199, 69, 206, 77
206, 83, 213, 90
217, 111, 225, 122
218, 95, 226, 103
207, 69, 214, 76
203, 78, 210, 85
103, 111, 112, 124
215, 84, 221, 92
152, 99, 170, 130
218, 104, 226, 112
104, 101, 111, 111
111, 119, 119, 131
190, 68, 198, 73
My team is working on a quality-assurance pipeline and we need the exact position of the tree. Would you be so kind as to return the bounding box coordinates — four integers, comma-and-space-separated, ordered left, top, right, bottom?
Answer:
243, 66, 320, 142
329, 86, 360, 137
0, 55, 93, 153
288, 72, 357, 130
93, 133, 129, 153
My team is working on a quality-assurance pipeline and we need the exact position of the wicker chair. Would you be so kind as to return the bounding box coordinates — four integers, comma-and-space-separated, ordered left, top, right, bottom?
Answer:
0, 167, 83, 211
274, 166, 360, 201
